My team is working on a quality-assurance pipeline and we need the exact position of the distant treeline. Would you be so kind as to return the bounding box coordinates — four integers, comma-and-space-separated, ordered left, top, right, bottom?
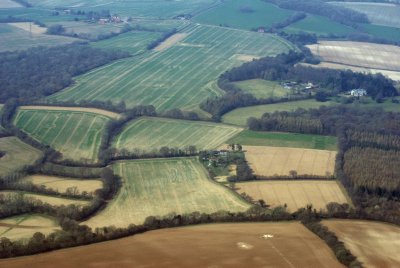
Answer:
0, 44, 129, 102
265, 0, 369, 26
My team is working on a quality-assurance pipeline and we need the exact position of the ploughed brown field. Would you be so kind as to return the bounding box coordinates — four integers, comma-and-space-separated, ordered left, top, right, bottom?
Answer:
323, 220, 400, 268
0, 222, 344, 268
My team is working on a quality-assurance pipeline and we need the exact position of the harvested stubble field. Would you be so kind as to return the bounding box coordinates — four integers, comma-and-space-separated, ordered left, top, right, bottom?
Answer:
0, 191, 90, 206
307, 41, 400, 80
0, 137, 42, 177
84, 158, 250, 228
236, 180, 350, 212
22, 175, 103, 194
243, 146, 337, 177
48, 24, 294, 112
0, 214, 59, 241
0, 222, 344, 268
323, 220, 400, 268
113, 117, 243, 153
13, 108, 112, 162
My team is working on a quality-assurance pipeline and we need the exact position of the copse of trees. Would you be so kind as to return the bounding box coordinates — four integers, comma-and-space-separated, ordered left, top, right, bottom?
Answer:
0, 44, 130, 102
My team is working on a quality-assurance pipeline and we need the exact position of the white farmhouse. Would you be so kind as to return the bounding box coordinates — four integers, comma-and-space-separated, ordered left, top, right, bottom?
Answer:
350, 89, 367, 97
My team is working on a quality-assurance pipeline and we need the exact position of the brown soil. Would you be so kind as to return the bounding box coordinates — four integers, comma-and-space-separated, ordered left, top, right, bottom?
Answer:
154, 33, 187, 52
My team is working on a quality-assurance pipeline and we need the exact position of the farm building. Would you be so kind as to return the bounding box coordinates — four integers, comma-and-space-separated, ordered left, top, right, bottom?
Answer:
350, 89, 367, 97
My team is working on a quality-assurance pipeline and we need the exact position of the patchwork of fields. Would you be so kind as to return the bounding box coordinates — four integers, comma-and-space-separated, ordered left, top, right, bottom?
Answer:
243, 146, 337, 178
13, 108, 112, 162
0, 137, 42, 177
48, 24, 294, 111
84, 158, 250, 228
0, 214, 59, 241
236, 180, 350, 212
323, 220, 400, 268
0, 222, 343, 268
113, 117, 243, 152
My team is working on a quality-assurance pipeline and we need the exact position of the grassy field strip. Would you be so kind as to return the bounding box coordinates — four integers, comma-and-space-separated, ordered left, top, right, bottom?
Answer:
113, 117, 243, 152
234, 79, 288, 99
307, 41, 400, 72
0, 214, 59, 241
20, 106, 121, 119
0, 137, 42, 177
236, 180, 350, 212
13, 109, 110, 162
83, 158, 250, 228
22, 175, 103, 194
243, 146, 337, 177
0, 191, 90, 206
48, 24, 294, 111
0, 222, 343, 267
323, 220, 400, 267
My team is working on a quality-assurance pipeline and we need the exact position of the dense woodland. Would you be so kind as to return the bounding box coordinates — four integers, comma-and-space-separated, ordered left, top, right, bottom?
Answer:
0, 44, 129, 102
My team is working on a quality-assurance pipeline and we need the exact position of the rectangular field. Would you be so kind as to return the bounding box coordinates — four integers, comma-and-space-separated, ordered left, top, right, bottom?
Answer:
13, 108, 112, 162
83, 158, 250, 228
0, 222, 343, 268
0, 136, 43, 177
233, 79, 288, 99
0, 214, 59, 241
236, 180, 350, 212
222, 99, 334, 126
113, 117, 243, 153
243, 146, 337, 178
228, 131, 337, 150
47, 24, 294, 112
323, 220, 400, 268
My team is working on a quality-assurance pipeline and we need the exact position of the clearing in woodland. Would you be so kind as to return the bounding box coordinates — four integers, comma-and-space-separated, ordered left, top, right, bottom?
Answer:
13, 108, 112, 163
47, 24, 294, 112
323, 220, 400, 268
0, 222, 343, 268
22, 175, 103, 195
0, 137, 42, 177
0, 191, 90, 207
113, 117, 243, 153
0, 214, 59, 241
83, 158, 250, 228
233, 79, 288, 99
243, 146, 336, 178
236, 180, 350, 212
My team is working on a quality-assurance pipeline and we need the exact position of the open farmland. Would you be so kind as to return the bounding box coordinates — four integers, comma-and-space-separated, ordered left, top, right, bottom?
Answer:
228, 131, 337, 150
233, 79, 288, 99
47, 24, 294, 112
0, 222, 343, 268
243, 146, 337, 178
0, 23, 79, 52
0, 191, 90, 206
222, 99, 334, 126
113, 117, 243, 153
307, 41, 400, 80
13, 108, 112, 162
331, 2, 400, 28
323, 220, 400, 268
22, 175, 103, 195
193, 0, 295, 30
236, 180, 350, 212
0, 214, 59, 241
84, 158, 250, 228
358, 23, 400, 43
0, 137, 42, 177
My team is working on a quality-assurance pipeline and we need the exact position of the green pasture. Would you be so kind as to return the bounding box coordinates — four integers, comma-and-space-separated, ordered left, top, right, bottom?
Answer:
0, 7, 83, 22
234, 79, 288, 99
113, 117, 243, 153
83, 158, 250, 228
358, 23, 400, 42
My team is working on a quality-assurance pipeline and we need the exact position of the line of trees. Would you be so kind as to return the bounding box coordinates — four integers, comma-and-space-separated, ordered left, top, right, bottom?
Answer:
147, 28, 177, 50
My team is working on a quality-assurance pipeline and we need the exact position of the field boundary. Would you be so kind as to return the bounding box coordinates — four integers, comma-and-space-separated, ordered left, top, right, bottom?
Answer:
20, 106, 121, 120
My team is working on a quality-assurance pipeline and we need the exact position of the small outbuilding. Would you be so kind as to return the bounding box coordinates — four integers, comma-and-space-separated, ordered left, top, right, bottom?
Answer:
350, 89, 367, 97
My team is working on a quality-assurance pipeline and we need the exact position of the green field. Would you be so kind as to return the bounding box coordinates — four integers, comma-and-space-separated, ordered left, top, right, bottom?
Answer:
0, 23, 79, 52
0, 7, 84, 22
222, 99, 334, 126
284, 14, 355, 36
193, 0, 294, 30
0, 137, 43, 177
113, 117, 243, 153
332, 2, 400, 28
91, 30, 162, 54
358, 23, 400, 42
234, 79, 288, 99
47, 24, 294, 112
13, 108, 111, 162
228, 131, 337, 150
84, 158, 250, 228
